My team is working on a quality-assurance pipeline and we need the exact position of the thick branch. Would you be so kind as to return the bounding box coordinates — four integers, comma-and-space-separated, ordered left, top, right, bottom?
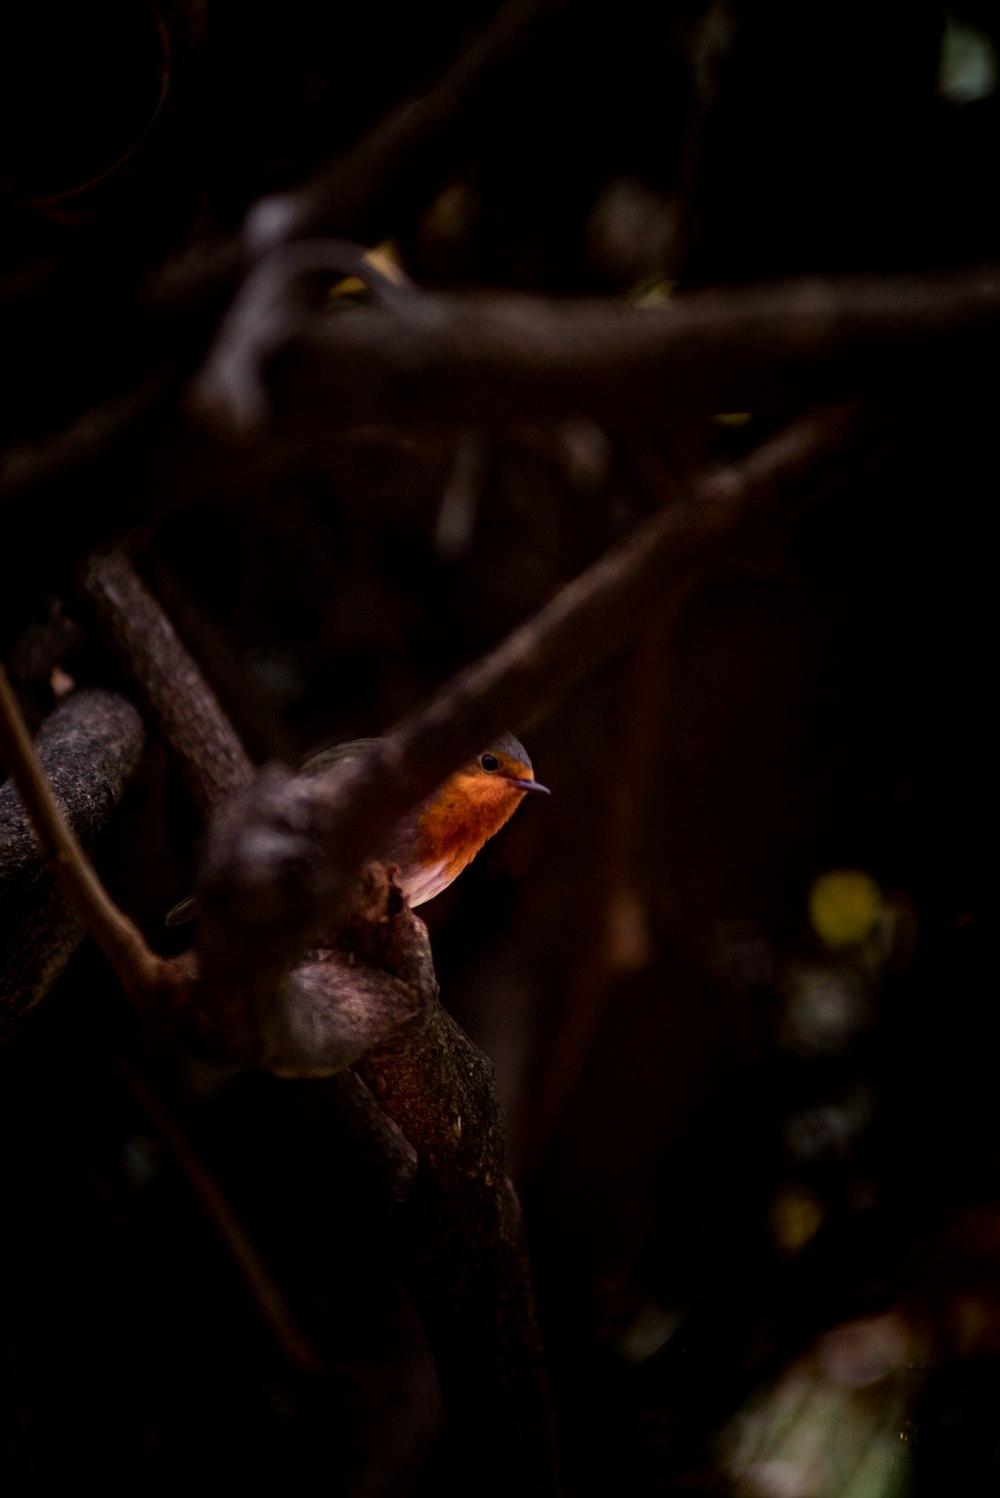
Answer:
264, 268, 1000, 434
0, 681, 153, 1025
67, 551, 558, 1478
0, 885, 85, 1045
361, 1002, 559, 1494
0, 685, 146, 1039
76, 550, 254, 814
254, 864, 439, 1079
73, 551, 441, 1075
0, 0, 569, 516
194, 400, 907, 1019
0, 0, 569, 554
0, 686, 145, 896
3, 266, 994, 648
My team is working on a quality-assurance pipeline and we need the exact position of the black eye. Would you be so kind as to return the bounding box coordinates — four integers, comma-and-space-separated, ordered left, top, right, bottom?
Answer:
480, 752, 500, 772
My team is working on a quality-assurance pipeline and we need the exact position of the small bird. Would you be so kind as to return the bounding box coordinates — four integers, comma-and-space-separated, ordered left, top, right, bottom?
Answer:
167, 731, 548, 923
301, 730, 549, 906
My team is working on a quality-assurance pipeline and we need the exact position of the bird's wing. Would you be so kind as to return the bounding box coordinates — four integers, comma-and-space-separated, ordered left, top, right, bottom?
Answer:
299, 737, 382, 776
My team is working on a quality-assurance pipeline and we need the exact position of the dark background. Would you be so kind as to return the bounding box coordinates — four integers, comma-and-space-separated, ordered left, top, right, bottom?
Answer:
1, 3, 999, 1492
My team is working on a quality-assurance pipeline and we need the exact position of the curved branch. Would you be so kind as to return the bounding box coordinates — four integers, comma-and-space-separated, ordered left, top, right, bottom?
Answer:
72, 552, 438, 1073
0, 884, 91, 1045
0, 686, 145, 895
63, 551, 560, 1481
0, 684, 147, 1036
194, 400, 907, 1023
189, 240, 415, 440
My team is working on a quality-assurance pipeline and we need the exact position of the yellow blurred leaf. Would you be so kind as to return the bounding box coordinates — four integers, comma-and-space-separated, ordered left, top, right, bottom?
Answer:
809, 869, 883, 949
770, 1184, 825, 1254
631, 273, 675, 307
328, 240, 406, 299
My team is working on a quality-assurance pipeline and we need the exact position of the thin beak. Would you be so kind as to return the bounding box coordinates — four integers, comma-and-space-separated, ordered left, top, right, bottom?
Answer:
508, 777, 550, 795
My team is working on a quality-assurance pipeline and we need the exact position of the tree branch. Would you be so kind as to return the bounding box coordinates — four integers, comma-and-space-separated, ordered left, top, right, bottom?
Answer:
262, 267, 1000, 435
116, 1052, 325, 1375
0, 668, 169, 1004
193, 400, 911, 1023
361, 1001, 559, 1493
72, 550, 429, 1070
0, 686, 145, 1038
240, 0, 570, 259
3, 265, 994, 654
76, 550, 255, 814
69, 549, 560, 1482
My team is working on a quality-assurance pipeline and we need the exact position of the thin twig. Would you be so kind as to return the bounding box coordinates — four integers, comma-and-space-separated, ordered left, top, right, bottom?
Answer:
0, 361, 185, 505
116, 1052, 325, 1375
193, 0, 571, 268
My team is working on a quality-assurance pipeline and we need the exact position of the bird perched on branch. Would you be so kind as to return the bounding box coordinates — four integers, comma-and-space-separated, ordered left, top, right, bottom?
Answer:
167, 731, 548, 923
305, 730, 549, 907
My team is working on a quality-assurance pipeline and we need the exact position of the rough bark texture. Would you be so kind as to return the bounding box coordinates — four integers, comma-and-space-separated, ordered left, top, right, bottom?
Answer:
62, 550, 561, 1487
0, 687, 145, 1037
76, 551, 254, 814
362, 1000, 558, 1494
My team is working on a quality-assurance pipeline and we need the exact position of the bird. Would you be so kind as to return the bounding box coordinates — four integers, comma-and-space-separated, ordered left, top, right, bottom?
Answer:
166, 730, 548, 923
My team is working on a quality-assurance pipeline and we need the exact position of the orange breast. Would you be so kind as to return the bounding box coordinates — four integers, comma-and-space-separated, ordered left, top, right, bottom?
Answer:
415, 777, 525, 881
